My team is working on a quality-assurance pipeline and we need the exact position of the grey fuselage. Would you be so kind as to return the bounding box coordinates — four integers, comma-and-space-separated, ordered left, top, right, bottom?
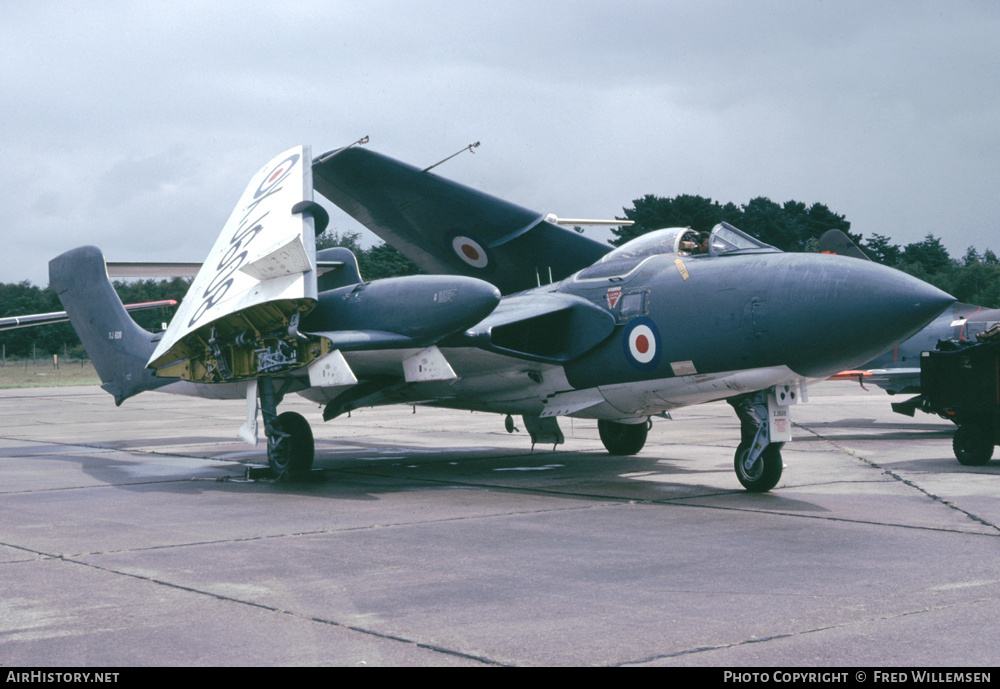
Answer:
286, 228, 954, 422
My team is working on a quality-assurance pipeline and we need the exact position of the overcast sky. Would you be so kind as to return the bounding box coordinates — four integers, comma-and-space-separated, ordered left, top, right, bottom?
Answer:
4, 1, 999, 285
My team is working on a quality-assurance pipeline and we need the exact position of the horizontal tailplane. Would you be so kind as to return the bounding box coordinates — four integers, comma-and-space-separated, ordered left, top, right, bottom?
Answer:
49, 246, 175, 405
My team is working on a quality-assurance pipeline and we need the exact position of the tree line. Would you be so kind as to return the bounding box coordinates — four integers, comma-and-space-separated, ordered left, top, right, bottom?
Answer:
3, 197, 997, 359
0, 278, 190, 360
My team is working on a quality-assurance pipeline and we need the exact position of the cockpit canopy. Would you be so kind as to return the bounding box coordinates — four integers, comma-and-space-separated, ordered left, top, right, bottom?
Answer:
576, 222, 778, 281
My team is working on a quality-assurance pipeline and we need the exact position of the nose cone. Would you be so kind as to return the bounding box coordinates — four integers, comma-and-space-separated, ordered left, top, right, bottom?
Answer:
772, 255, 954, 377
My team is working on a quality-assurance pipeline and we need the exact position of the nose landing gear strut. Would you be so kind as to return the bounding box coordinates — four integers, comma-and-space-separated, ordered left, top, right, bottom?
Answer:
728, 385, 800, 492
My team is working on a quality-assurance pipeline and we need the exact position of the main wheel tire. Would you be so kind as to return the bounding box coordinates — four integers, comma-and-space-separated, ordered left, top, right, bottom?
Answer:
268, 411, 315, 475
953, 424, 994, 466
734, 441, 784, 493
598, 419, 648, 455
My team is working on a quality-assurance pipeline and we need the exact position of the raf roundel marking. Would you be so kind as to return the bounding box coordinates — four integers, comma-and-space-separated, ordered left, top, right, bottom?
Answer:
452, 236, 489, 268
254, 153, 300, 200
623, 317, 661, 370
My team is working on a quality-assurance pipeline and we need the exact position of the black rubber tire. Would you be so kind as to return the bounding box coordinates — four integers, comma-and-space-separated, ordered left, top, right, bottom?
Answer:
598, 419, 648, 455
953, 424, 994, 466
268, 411, 315, 474
734, 441, 784, 493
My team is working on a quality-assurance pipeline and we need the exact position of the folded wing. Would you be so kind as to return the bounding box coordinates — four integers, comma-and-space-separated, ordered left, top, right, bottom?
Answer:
148, 145, 329, 381
312, 147, 612, 295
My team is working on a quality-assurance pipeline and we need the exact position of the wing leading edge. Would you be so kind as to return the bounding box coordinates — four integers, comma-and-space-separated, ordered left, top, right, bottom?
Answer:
312, 147, 613, 295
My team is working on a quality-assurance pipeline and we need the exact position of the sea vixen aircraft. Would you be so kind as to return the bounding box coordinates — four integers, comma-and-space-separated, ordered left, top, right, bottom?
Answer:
49, 144, 954, 492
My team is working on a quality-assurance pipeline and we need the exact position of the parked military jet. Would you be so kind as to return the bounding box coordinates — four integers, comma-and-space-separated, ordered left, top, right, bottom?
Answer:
820, 229, 1000, 395
49, 145, 954, 492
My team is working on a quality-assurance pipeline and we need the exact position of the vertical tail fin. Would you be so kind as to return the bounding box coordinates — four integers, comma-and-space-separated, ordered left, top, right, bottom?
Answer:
316, 247, 363, 291
48, 246, 174, 405
818, 229, 872, 261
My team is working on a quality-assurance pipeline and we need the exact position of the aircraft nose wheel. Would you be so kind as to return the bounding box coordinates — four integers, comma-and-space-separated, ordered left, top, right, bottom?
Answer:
266, 411, 315, 476
734, 441, 784, 492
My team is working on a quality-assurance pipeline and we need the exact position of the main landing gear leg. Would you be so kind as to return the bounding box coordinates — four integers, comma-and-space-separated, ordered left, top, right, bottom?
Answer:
259, 376, 314, 476
728, 391, 784, 493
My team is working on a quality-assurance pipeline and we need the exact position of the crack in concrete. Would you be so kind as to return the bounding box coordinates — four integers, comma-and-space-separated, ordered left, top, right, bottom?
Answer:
613, 594, 1000, 666
1, 541, 508, 666
795, 421, 1000, 534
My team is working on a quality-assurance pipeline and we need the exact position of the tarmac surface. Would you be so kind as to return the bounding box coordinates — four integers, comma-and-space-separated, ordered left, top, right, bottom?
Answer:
1, 382, 998, 667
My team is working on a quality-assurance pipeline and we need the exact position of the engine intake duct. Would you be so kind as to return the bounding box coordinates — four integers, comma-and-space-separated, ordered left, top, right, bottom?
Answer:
461, 293, 615, 363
